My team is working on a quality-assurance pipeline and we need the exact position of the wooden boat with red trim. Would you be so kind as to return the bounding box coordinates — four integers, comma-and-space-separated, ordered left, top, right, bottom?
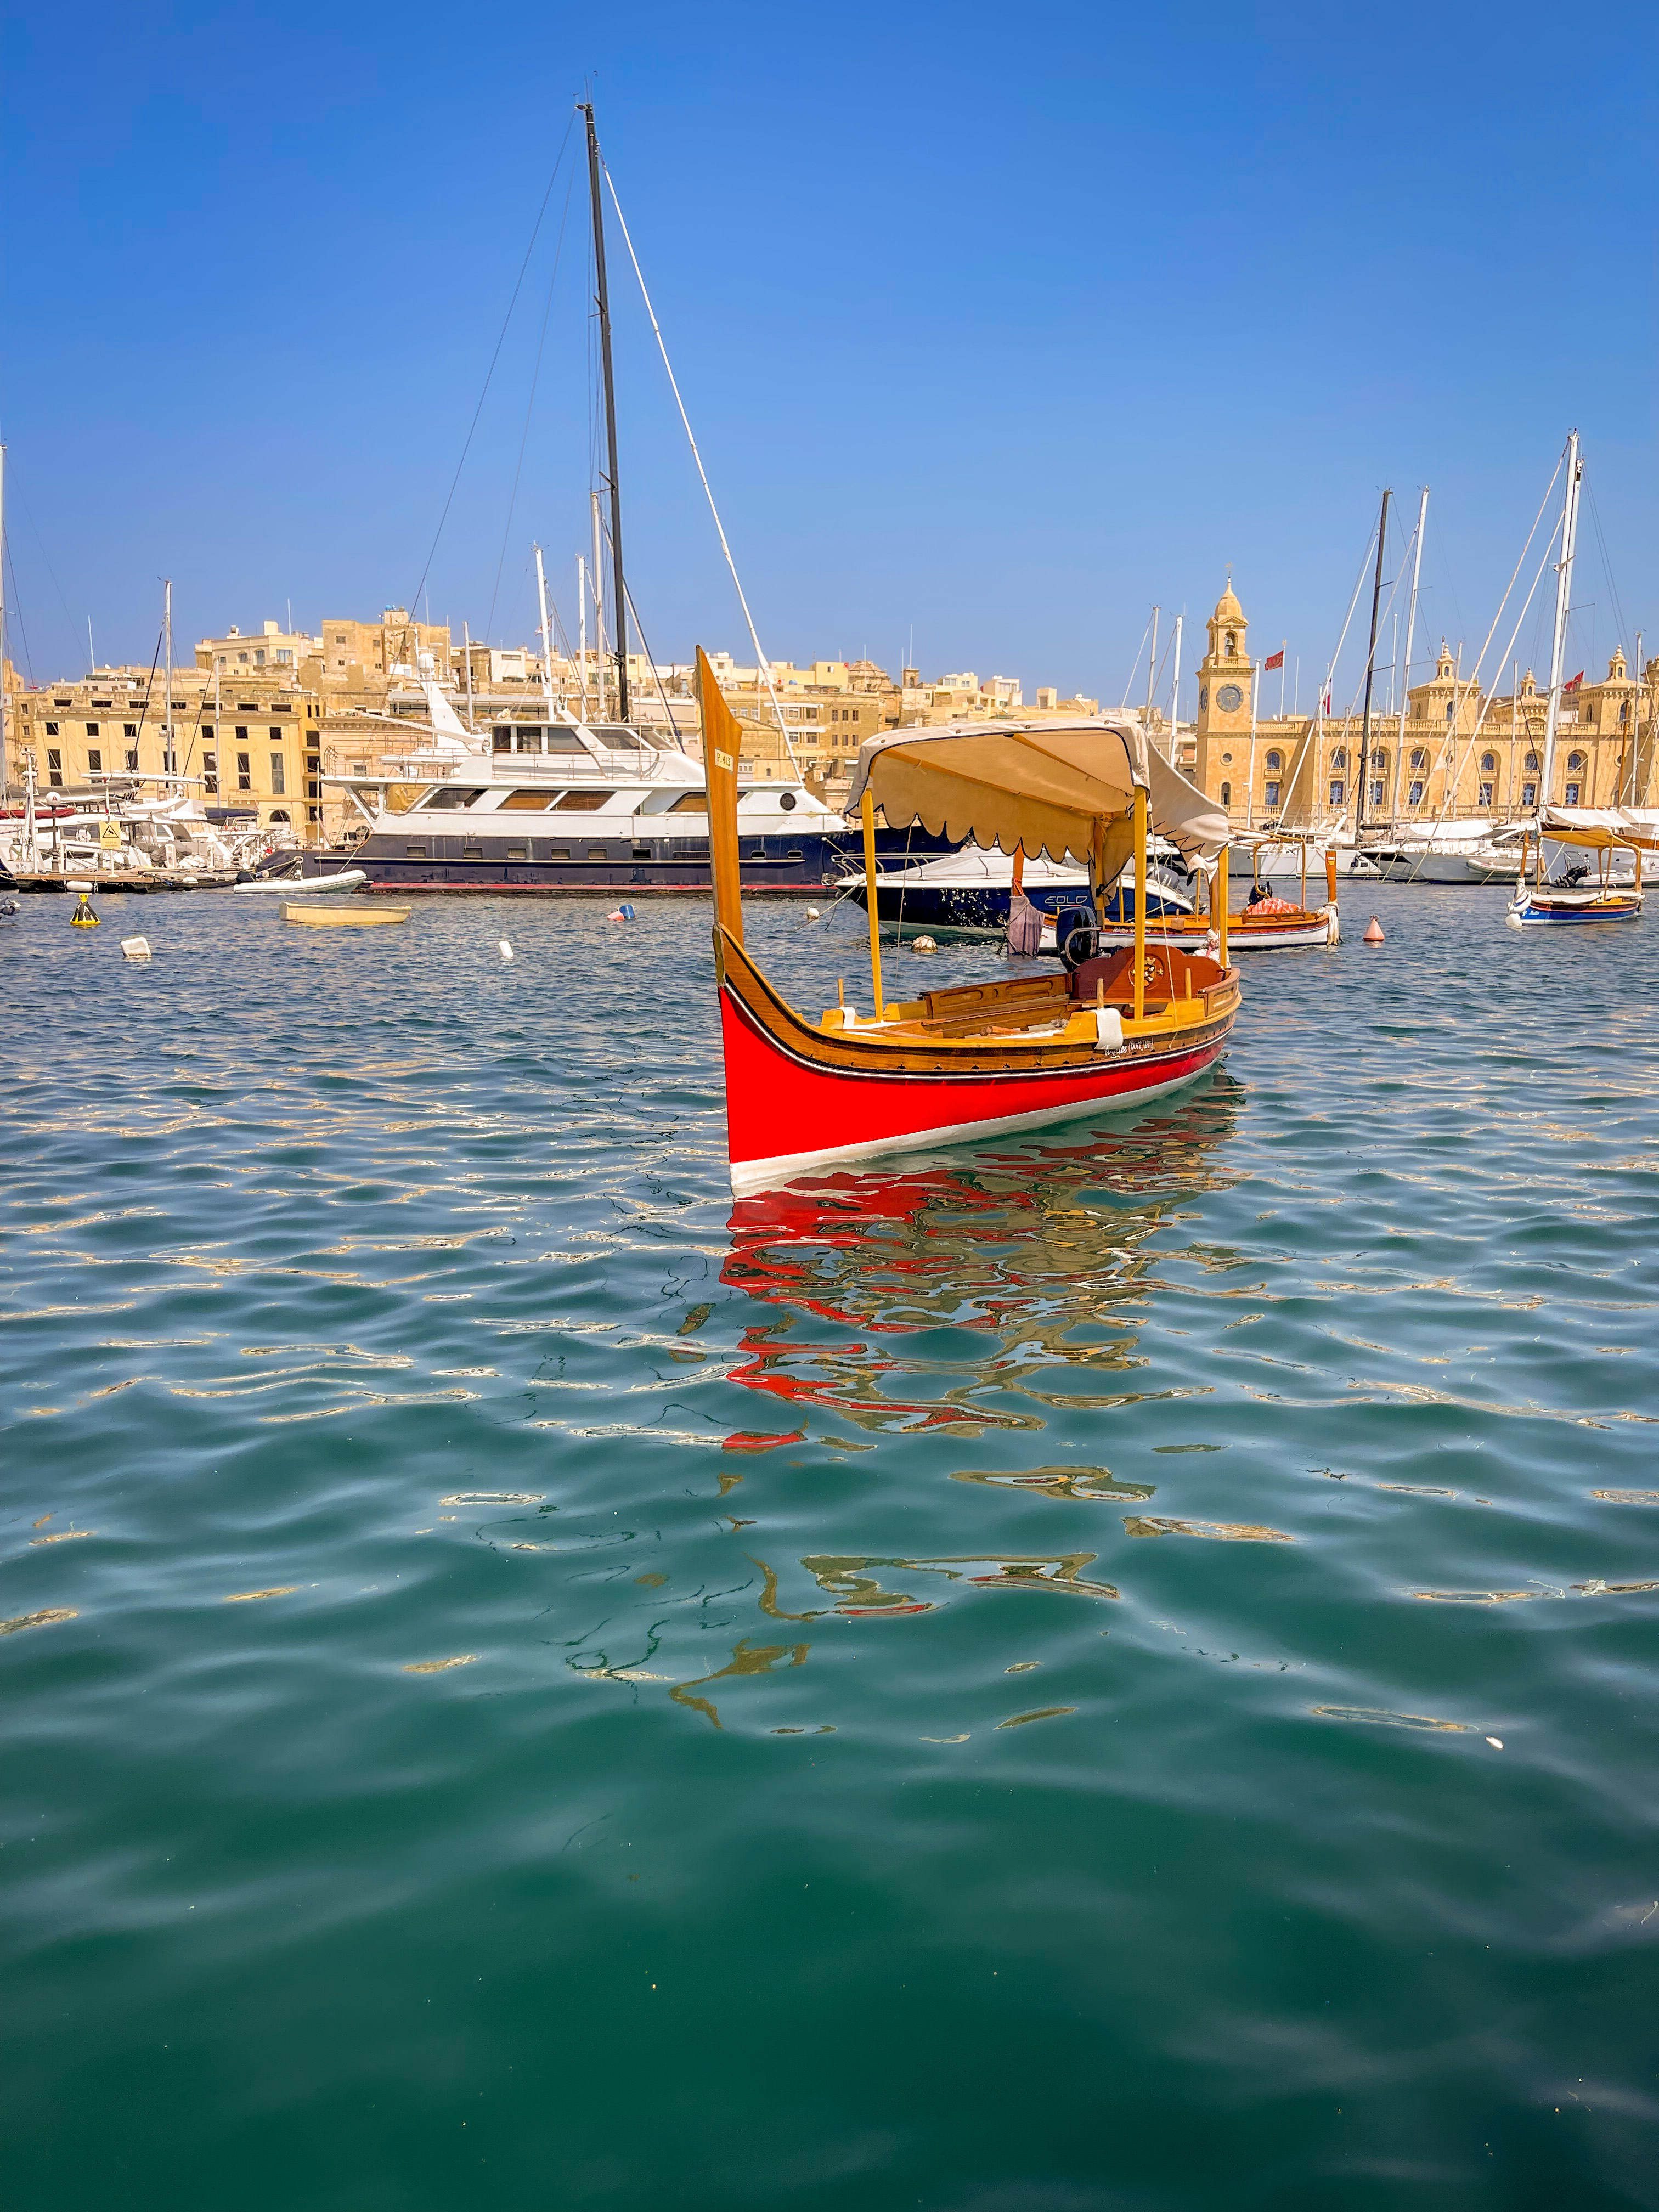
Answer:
695, 649, 1242, 1195
1084, 836, 1340, 956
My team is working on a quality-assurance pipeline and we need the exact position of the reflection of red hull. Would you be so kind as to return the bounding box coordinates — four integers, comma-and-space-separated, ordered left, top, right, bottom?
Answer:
719, 937, 1233, 1193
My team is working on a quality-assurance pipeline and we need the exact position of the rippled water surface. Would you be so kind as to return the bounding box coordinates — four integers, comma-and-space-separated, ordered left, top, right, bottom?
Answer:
4, 884, 1658, 2210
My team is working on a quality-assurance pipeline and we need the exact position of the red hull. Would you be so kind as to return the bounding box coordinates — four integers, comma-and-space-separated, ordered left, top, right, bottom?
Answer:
721, 985, 1224, 1192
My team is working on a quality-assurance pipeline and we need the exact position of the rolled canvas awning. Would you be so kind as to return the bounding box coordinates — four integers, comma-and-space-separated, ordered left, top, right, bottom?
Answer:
844, 719, 1229, 870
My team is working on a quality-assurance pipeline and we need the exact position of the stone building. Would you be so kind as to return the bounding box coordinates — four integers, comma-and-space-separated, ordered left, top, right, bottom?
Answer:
1191, 582, 1655, 831
7, 666, 324, 837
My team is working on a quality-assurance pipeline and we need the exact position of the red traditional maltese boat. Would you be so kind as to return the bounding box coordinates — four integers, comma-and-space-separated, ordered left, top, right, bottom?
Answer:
696, 649, 1240, 1194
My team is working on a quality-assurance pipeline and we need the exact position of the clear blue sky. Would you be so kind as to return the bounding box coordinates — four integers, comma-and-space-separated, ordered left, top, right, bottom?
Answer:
3, 1, 1652, 710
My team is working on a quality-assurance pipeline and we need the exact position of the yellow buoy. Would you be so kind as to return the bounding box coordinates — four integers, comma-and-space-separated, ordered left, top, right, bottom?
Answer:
70, 892, 100, 928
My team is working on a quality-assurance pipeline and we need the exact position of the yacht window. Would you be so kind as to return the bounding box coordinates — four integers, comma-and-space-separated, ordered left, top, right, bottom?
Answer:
501, 790, 557, 810
462, 845, 484, 860
631, 844, 652, 860
506, 845, 527, 861
780, 789, 798, 810
492, 729, 513, 752
405, 845, 427, 858
666, 793, 708, 813
515, 726, 545, 748
421, 788, 485, 810
549, 790, 613, 811
586, 848, 607, 861
549, 848, 571, 861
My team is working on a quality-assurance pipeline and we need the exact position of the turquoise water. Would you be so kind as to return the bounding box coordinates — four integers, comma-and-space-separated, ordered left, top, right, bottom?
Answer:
3, 883, 1657, 2210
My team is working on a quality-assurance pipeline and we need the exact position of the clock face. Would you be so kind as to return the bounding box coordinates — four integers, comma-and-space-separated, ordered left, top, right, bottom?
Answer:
1216, 682, 1244, 713
1198, 685, 1209, 710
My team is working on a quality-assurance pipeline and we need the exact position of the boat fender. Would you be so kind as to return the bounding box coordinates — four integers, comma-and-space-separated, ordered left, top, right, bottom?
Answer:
121, 935, 153, 961
1093, 1007, 1124, 1052
912, 934, 938, 953
1321, 901, 1341, 945
499, 939, 514, 962
605, 902, 637, 922
805, 906, 821, 921
1504, 910, 1525, 932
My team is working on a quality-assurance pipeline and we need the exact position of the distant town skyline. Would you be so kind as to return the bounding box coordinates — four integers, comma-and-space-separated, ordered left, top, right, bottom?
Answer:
3, 1, 1652, 712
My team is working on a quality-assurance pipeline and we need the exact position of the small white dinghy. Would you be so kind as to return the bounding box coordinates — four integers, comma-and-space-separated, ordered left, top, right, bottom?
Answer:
235, 868, 366, 895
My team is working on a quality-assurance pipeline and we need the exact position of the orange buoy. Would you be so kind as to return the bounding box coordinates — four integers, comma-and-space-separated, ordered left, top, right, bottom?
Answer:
1362, 916, 1385, 944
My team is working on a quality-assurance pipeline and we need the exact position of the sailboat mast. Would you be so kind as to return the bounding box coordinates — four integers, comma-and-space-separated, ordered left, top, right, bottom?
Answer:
164, 578, 173, 772
583, 102, 629, 721
589, 495, 606, 718
1392, 488, 1427, 827
1357, 488, 1391, 832
534, 544, 556, 723
1539, 431, 1582, 817
1167, 613, 1182, 761
1143, 606, 1159, 722
0, 442, 8, 800
577, 556, 589, 717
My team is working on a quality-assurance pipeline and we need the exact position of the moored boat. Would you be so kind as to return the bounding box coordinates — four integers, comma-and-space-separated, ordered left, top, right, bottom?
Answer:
697, 651, 1240, 1194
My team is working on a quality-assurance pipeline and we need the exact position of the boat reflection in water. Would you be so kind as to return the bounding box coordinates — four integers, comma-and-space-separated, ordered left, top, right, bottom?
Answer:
719, 1071, 1244, 1440
571, 1081, 1243, 1726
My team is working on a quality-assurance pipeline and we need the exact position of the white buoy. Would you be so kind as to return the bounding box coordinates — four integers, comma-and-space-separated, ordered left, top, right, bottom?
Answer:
121, 935, 153, 961
805, 906, 821, 921
912, 934, 938, 952
1486, 1736, 1504, 1750
499, 939, 514, 961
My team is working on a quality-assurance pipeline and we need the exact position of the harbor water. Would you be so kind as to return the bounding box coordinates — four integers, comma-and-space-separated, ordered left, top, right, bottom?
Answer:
3, 883, 1657, 2209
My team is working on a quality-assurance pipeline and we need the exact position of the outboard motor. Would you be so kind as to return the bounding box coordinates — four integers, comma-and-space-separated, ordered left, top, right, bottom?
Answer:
1054, 905, 1097, 972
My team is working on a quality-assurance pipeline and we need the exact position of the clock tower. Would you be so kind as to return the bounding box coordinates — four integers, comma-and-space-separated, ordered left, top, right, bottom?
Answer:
1193, 579, 1254, 810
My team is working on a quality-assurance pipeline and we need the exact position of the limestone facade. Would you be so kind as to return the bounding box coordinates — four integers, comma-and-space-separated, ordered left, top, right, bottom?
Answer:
1191, 584, 1655, 829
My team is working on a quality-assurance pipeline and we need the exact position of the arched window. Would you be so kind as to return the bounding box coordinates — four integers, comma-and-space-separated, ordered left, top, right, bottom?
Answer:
1445, 700, 1455, 721
1220, 781, 1232, 808
1370, 747, 1387, 770
268, 809, 291, 824
1524, 750, 1540, 770
1567, 750, 1586, 770
1410, 748, 1427, 771
1620, 701, 1629, 725
1330, 746, 1348, 768
1480, 752, 1496, 772
1265, 749, 1282, 772
1225, 630, 1237, 657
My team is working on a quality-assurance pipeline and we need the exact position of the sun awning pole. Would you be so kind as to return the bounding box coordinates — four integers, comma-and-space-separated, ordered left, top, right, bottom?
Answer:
861, 788, 885, 1019
1132, 784, 1148, 1021
1216, 844, 1229, 966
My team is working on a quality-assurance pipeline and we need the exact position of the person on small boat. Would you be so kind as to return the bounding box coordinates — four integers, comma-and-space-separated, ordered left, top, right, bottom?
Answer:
1244, 876, 1299, 916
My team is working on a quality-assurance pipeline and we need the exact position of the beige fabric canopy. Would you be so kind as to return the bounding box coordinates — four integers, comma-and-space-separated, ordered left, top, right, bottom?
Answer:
843, 719, 1229, 872
1539, 804, 1659, 852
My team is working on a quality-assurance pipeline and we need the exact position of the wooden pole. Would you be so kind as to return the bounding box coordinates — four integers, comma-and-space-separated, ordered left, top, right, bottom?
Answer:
1132, 784, 1147, 1021
696, 646, 744, 951
1217, 845, 1230, 967
861, 786, 884, 1020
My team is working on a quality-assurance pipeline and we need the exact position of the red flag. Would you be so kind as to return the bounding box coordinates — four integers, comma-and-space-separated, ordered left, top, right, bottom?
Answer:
1562, 670, 1584, 693
1322, 689, 1332, 713
1262, 649, 1284, 672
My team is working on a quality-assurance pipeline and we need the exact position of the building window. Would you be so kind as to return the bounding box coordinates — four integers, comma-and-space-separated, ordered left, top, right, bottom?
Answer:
235, 724, 249, 742
1370, 747, 1386, 771
1522, 781, 1537, 806
1410, 748, 1427, 771
1524, 750, 1539, 770
236, 752, 251, 791
1265, 749, 1282, 772
125, 723, 137, 738
1477, 781, 1493, 806
1331, 747, 1347, 769
1220, 781, 1232, 808
1620, 701, 1629, 725
1565, 781, 1581, 805
1480, 752, 1496, 772
204, 752, 218, 793
1328, 780, 1345, 806
1408, 779, 1424, 806
1567, 750, 1586, 771
87, 748, 102, 772
126, 749, 139, 772
47, 748, 63, 785
86, 721, 99, 737
1368, 779, 1384, 808
269, 725, 283, 743
270, 755, 286, 795
1263, 780, 1280, 809
45, 720, 58, 736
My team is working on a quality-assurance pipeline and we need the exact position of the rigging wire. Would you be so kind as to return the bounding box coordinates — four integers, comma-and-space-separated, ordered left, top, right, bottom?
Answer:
405, 115, 579, 626
599, 159, 800, 773
487, 161, 580, 647
5, 457, 86, 673
1118, 610, 1154, 709
1581, 474, 1632, 672
4, 539, 35, 685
